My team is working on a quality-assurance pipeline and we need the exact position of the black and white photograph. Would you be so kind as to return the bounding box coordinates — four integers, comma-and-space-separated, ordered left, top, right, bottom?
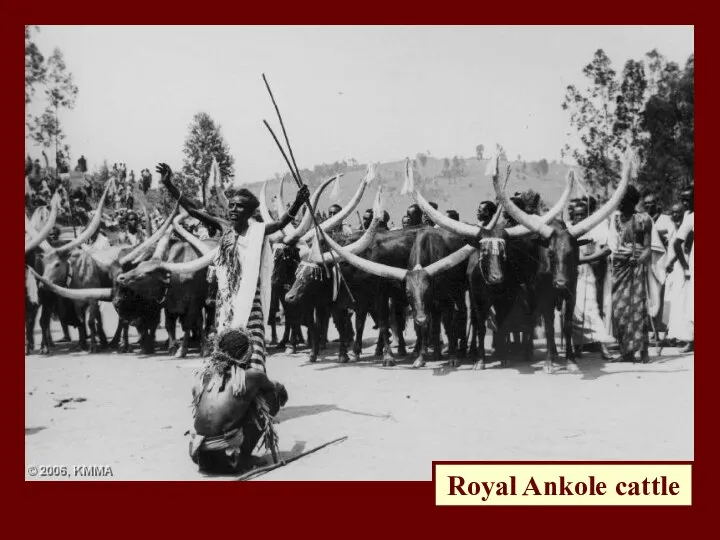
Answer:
24, 25, 694, 480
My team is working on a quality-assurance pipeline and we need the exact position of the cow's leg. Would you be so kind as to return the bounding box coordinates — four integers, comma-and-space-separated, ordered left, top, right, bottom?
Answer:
25, 302, 38, 355
433, 310, 444, 363
86, 303, 101, 354
394, 303, 407, 356
95, 306, 108, 349
110, 320, 123, 348
332, 309, 350, 363
542, 306, 558, 374
564, 296, 578, 371
166, 312, 178, 354
59, 321, 72, 342
121, 322, 130, 353
352, 307, 367, 362
307, 315, 319, 363
76, 305, 89, 351
379, 298, 395, 367
39, 302, 53, 355
473, 307, 489, 371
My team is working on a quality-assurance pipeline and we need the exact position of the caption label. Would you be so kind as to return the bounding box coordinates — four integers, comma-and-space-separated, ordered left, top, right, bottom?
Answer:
434, 464, 691, 506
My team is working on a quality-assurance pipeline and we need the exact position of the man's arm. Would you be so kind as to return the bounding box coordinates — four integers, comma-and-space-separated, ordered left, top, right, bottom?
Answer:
579, 247, 611, 265
264, 185, 310, 236
156, 163, 230, 231
673, 215, 692, 277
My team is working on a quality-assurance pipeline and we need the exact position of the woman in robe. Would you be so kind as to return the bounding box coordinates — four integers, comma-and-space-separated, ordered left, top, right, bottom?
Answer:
607, 185, 653, 363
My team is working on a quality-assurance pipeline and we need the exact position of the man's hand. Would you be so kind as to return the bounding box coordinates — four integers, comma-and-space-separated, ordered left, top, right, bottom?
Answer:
155, 163, 173, 186
290, 185, 310, 214
295, 185, 310, 206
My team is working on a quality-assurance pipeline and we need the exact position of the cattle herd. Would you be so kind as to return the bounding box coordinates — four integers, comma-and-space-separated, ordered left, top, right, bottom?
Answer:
25, 155, 633, 375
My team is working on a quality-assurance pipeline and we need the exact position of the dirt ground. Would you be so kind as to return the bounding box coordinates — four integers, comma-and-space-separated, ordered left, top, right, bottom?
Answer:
25, 307, 693, 481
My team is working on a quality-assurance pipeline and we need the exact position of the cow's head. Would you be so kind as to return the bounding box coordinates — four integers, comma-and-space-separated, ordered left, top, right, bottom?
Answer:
493, 155, 633, 292
115, 259, 171, 307
405, 265, 433, 328
285, 261, 328, 306
474, 232, 508, 286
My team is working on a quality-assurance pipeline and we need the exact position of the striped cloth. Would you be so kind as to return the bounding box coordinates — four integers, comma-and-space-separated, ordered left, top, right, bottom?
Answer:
247, 279, 267, 372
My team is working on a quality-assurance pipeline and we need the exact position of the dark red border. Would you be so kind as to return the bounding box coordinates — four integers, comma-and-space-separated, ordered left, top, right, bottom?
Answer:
10, 11, 706, 537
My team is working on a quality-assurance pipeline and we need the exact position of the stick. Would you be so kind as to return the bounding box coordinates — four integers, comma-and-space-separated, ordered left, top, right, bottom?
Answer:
261, 76, 356, 304
236, 435, 348, 481
357, 210, 365, 230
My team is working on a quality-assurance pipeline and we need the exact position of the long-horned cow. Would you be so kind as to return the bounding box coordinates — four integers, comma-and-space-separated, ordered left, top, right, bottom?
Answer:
492, 156, 631, 373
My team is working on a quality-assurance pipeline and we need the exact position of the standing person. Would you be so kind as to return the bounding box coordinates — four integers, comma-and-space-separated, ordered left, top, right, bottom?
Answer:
664, 203, 692, 347
476, 201, 497, 227
643, 194, 675, 248
400, 215, 411, 229
570, 199, 616, 360
158, 163, 305, 473
361, 209, 390, 231
445, 209, 459, 221
672, 196, 694, 353
325, 204, 353, 237
118, 211, 144, 245
607, 185, 654, 363
406, 204, 423, 226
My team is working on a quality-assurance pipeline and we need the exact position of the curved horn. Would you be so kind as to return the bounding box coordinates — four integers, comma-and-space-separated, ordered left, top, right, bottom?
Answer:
425, 245, 475, 278
300, 175, 366, 244
53, 179, 115, 254
485, 204, 503, 230
503, 168, 575, 237
568, 159, 631, 238
284, 174, 341, 244
28, 267, 113, 301
311, 213, 381, 265
414, 190, 481, 238
172, 212, 212, 255
160, 247, 218, 274
320, 230, 407, 282
491, 156, 554, 239
25, 193, 60, 253
260, 180, 286, 244
26, 214, 50, 252
151, 226, 174, 260
119, 198, 180, 265
141, 201, 153, 236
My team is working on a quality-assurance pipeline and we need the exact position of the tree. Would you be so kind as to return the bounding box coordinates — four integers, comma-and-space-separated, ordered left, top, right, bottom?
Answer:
25, 26, 46, 106
562, 49, 624, 196
443, 157, 450, 170
537, 159, 549, 176
637, 54, 694, 205
475, 144, 484, 160
27, 47, 79, 174
416, 153, 428, 167
614, 59, 648, 154
182, 112, 235, 205
496, 143, 508, 162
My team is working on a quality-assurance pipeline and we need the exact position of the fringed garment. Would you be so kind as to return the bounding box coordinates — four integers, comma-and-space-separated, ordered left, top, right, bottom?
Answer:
213, 222, 272, 372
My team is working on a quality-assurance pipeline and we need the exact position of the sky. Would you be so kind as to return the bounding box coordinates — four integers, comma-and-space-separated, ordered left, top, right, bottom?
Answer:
26, 25, 694, 188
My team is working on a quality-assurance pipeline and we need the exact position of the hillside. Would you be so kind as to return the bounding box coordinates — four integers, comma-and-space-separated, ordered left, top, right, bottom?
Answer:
242, 156, 574, 228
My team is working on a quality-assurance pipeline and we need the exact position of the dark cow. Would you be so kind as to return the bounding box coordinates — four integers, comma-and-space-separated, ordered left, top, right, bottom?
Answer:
321, 223, 474, 368
493, 161, 630, 373
420, 158, 576, 370
283, 220, 381, 363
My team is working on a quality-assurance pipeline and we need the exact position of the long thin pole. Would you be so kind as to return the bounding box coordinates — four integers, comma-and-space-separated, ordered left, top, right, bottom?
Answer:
236, 435, 348, 481
261, 76, 356, 303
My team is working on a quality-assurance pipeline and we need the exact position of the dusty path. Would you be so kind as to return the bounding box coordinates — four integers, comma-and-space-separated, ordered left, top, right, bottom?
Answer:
25, 309, 693, 481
